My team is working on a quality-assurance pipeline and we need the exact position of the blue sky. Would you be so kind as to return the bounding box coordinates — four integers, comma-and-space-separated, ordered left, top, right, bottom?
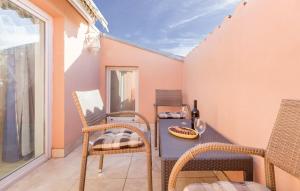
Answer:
95, 0, 241, 56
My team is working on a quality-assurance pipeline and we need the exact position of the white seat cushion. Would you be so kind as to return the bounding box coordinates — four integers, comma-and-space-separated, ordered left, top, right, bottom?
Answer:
183, 181, 270, 191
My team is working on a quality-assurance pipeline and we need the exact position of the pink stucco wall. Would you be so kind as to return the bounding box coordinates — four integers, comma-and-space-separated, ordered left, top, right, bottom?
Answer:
183, 0, 300, 190
30, 0, 183, 156
62, 5, 101, 155
99, 36, 183, 122
30, 0, 100, 155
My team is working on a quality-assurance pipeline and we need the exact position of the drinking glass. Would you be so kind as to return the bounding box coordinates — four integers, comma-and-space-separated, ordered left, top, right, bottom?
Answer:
181, 106, 188, 118
194, 118, 206, 135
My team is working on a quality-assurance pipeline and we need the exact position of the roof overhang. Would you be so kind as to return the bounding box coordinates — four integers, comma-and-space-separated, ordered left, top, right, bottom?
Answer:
68, 0, 108, 32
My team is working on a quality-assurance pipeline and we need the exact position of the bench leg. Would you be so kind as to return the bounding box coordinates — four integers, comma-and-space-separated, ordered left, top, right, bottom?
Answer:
154, 105, 158, 149
155, 118, 158, 149
161, 160, 174, 191
243, 169, 253, 181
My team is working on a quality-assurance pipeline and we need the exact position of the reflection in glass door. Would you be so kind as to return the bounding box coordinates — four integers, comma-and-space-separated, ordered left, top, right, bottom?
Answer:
0, 0, 46, 180
106, 67, 138, 122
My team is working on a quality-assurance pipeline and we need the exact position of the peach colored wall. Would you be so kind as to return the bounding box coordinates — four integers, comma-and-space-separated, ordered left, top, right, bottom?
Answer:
62, 2, 100, 154
100, 37, 183, 122
183, 0, 300, 190
30, 0, 100, 155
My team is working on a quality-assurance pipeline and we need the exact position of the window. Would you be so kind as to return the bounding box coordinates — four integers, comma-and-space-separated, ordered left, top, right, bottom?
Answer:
106, 67, 139, 122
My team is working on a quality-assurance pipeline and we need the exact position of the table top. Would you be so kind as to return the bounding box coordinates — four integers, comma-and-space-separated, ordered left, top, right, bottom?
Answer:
159, 119, 252, 161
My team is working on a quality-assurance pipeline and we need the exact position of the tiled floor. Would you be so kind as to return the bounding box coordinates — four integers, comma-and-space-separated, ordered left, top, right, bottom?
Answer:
5, 126, 243, 191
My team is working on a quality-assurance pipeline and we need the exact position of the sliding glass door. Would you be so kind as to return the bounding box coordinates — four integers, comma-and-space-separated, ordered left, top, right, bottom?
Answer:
0, 0, 47, 181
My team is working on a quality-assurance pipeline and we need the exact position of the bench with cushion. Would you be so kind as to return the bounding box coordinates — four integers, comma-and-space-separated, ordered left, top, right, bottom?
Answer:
154, 89, 190, 148
168, 99, 300, 191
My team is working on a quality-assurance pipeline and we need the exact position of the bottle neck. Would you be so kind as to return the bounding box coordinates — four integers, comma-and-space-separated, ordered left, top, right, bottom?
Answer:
193, 100, 197, 109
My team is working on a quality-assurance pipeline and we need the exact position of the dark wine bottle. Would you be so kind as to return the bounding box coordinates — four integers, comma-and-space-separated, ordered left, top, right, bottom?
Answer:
191, 100, 200, 129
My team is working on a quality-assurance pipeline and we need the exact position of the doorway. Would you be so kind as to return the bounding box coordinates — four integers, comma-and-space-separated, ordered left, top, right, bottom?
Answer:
106, 67, 139, 122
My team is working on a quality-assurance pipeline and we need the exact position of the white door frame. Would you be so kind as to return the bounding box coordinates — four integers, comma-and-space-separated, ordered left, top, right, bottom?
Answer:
0, 0, 53, 189
106, 66, 139, 122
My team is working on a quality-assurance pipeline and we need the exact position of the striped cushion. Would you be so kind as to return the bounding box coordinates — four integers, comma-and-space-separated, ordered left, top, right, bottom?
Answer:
158, 112, 186, 119
184, 181, 270, 191
90, 129, 144, 150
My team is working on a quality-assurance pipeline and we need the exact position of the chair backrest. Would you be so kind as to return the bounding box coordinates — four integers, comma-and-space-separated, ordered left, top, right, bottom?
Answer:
266, 99, 300, 178
73, 90, 106, 127
155, 89, 183, 106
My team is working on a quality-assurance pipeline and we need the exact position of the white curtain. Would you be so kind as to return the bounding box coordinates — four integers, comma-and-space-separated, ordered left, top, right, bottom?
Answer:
1, 44, 35, 162
1, 0, 38, 162
15, 44, 35, 158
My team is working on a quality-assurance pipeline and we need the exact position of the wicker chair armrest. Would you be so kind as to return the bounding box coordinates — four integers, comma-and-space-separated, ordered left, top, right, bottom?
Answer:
82, 123, 150, 150
105, 111, 151, 131
168, 142, 265, 191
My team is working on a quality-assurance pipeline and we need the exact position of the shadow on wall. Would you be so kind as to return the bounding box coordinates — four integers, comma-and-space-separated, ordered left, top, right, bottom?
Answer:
64, 29, 103, 154
58, 0, 104, 152
30, 0, 104, 155
85, 107, 106, 126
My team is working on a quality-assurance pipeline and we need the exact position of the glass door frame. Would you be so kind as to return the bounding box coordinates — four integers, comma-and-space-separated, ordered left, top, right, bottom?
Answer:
106, 66, 139, 122
0, 0, 53, 189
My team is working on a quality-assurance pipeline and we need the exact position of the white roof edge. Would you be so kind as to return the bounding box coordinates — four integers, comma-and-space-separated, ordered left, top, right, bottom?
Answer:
102, 34, 185, 61
68, 0, 108, 32
87, 0, 108, 31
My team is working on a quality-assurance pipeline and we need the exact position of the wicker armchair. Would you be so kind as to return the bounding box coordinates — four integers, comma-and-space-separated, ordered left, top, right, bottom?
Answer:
73, 90, 152, 191
168, 99, 300, 191
154, 89, 190, 148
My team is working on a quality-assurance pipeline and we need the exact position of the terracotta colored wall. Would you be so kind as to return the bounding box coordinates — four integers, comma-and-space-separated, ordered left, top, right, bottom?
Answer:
100, 37, 183, 122
183, 0, 300, 190
62, 3, 100, 154
30, 0, 100, 155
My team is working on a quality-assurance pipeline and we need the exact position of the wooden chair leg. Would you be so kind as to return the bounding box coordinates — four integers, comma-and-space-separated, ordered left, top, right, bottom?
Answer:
99, 154, 104, 172
147, 151, 153, 191
79, 134, 89, 191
